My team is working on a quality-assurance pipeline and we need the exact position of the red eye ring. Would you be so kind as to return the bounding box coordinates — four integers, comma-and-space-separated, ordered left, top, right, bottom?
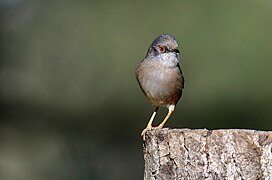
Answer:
159, 46, 166, 53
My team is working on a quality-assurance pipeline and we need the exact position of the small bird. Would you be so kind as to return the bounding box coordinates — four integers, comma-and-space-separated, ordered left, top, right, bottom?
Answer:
136, 34, 184, 139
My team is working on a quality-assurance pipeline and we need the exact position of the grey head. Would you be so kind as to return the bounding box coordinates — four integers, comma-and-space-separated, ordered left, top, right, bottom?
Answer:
146, 34, 180, 59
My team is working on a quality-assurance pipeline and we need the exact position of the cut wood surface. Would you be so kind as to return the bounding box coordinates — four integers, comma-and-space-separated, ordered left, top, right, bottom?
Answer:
143, 128, 272, 180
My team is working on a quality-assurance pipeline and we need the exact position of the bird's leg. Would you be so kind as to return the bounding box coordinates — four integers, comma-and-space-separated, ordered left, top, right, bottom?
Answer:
141, 106, 159, 138
156, 105, 175, 129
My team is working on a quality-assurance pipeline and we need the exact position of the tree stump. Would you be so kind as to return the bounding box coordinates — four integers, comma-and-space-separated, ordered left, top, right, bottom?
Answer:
143, 128, 272, 180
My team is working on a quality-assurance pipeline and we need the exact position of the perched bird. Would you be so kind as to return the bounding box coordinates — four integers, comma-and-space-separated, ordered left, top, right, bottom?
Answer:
136, 34, 185, 139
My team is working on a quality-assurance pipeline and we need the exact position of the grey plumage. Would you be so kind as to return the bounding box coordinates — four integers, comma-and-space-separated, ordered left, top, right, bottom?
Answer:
136, 34, 184, 108
136, 34, 185, 139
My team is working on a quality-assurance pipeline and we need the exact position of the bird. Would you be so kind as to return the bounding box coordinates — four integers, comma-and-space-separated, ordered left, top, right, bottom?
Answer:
135, 34, 184, 139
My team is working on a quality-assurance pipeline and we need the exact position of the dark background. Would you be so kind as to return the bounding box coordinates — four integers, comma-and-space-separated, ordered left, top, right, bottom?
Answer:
1, 0, 272, 179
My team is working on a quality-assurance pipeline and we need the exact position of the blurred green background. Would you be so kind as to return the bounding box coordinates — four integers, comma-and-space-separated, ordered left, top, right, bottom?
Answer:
1, 0, 272, 179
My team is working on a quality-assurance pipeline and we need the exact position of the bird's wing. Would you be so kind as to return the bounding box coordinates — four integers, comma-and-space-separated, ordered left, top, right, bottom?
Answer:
177, 64, 185, 89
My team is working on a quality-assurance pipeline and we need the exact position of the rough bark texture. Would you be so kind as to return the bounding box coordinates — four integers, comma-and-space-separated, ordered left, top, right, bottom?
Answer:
143, 128, 272, 180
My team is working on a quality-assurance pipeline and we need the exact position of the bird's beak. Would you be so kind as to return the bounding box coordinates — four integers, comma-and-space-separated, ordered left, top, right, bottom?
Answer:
173, 49, 180, 54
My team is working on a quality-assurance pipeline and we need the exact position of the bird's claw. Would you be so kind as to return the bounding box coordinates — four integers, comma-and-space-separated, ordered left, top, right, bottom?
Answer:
141, 125, 165, 140
141, 126, 153, 140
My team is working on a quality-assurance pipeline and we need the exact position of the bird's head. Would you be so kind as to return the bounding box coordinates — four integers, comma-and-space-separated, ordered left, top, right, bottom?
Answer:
146, 34, 180, 66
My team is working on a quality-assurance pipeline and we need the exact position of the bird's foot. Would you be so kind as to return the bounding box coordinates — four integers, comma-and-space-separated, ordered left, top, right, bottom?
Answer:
141, 125, 153, 141
141, 125, 165, 140
154, 124, 164, 129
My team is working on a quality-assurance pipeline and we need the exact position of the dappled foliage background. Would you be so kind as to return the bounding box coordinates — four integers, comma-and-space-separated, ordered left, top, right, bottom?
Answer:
1, 0, 272, 179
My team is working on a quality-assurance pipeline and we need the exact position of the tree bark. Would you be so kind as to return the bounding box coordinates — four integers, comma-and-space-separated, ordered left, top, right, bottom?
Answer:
143, 128, 272, 180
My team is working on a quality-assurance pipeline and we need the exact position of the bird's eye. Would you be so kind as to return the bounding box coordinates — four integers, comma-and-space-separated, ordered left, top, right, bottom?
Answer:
158, 46, 166, 53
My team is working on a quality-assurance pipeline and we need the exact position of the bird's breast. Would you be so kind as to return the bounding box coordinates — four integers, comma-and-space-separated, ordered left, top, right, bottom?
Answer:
136, 61, 183, 107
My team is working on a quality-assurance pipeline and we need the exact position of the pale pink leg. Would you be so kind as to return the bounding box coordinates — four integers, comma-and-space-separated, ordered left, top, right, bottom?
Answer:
156, 105, 175, 129
141, 106, 159, 139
